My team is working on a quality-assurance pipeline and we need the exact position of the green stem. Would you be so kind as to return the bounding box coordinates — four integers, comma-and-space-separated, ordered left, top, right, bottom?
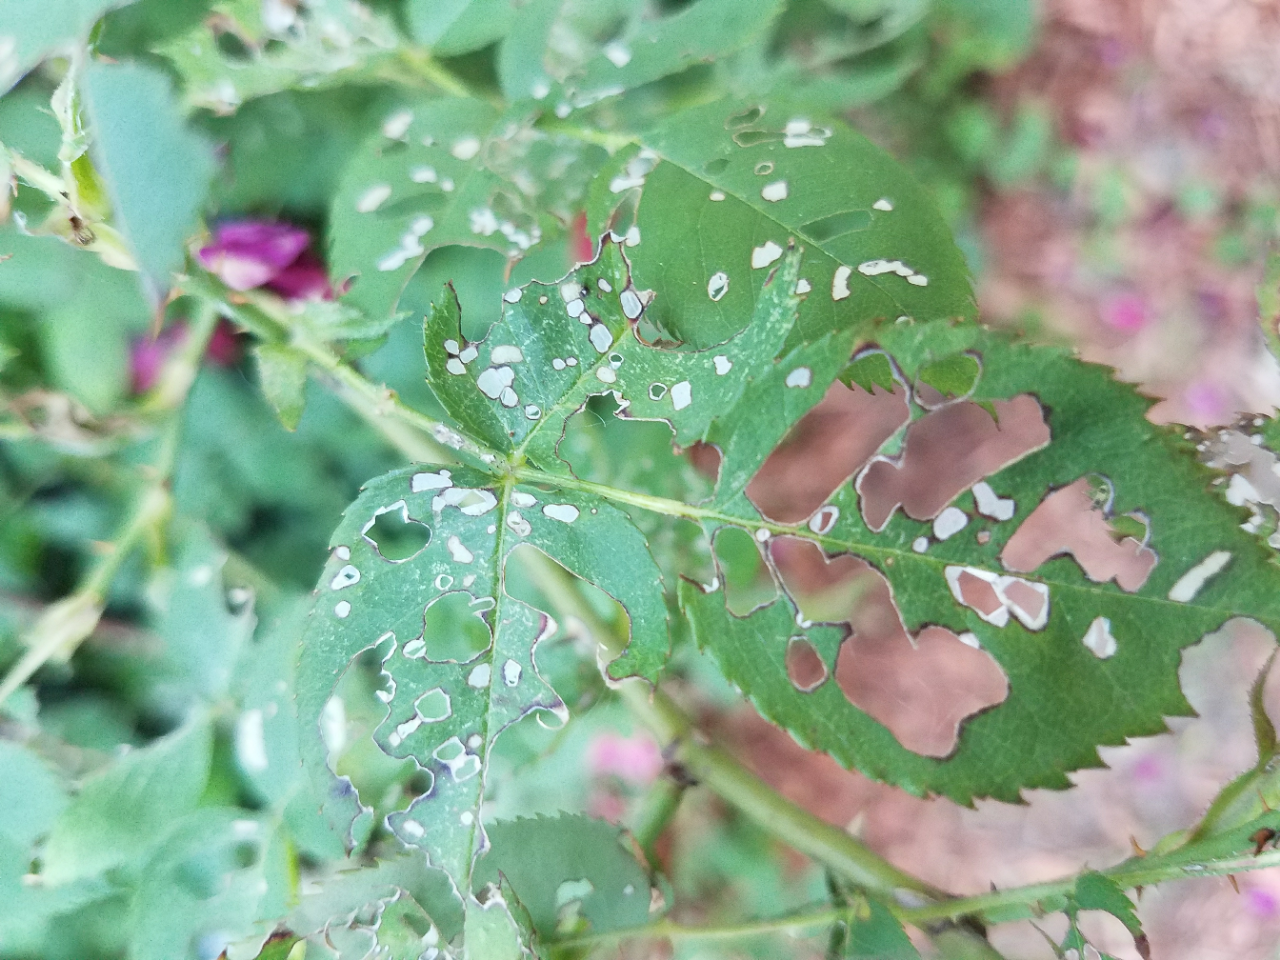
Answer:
628, 775, 685, 866
548, 844, 1280, 950
0, 302, 220, 710
619, 681, 947, 902
186, 275, 502, 469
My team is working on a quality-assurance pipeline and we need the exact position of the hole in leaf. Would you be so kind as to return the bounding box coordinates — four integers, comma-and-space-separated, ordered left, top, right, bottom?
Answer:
362, 501, 432, 561
915, 353, 981, 406
952, 569, 1004, 620
556, 878, 595, 908
747, 378, 909, 524
774, 540, 1008, 757
733, 129, 782, 147
418, 592, 493, 662
703, 157, 730, 175
799, 209, 872, 242
1001, 478, 1157, 592
857, 395, 1050, 532
504, 544, 627, 711
713, 526, 776, 616
726, 105, 764, 128
786, 637, 828, 692
1002, 579, 1046, 625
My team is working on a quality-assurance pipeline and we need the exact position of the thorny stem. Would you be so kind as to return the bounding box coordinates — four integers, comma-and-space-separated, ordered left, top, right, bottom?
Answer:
0, 302, 221, 710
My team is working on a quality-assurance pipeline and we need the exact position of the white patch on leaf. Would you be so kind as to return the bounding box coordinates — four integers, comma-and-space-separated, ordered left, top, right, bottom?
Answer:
972, 481, 1015, 521
356, 183, 392, 213
543, 503, 580, 523
671, 381, 692, 410
1168, 551, 1231, 602
761, 180, 788, 202
751, 241, 783, 269
933, 507, 968, 541
785, 367, 812, 388
447, 535, 474, 564
1081, 617, 1117, 658
832, 265, 852, 301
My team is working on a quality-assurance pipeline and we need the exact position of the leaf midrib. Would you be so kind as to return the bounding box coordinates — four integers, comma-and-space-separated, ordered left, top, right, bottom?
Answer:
512, 465, 1280, 631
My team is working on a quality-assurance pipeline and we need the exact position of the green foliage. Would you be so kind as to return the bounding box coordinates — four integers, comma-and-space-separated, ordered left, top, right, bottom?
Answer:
3, 0, 1279, 958
474, 814, 657, 938
80, 60, 215, 291
0, 0, 137, 94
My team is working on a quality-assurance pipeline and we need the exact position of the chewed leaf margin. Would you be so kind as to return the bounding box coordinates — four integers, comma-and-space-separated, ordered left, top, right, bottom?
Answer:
295, 461, 668, 896
685, 317, 1280, 803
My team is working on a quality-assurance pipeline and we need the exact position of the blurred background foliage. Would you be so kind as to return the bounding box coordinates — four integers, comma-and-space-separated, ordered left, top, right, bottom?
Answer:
2, 0, 1280, 957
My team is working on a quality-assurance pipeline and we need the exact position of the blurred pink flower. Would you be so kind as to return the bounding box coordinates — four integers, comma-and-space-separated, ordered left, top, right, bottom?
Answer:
1100, 292, 1150, 333
587, 732, 664, 786
198, 220, 332, 300
1184, 380, 1231, 425
130, 325, 185, 394
130, 320, 241, 394
1246, 887, 1279, 919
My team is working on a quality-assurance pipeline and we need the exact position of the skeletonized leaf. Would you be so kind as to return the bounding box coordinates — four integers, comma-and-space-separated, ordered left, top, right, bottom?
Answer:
296, 463, 667, 892
283, 855, 463, 958
590, 98, 974, 347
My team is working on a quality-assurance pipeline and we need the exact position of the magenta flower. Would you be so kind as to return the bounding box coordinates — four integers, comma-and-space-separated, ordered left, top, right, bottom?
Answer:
198, 220, 332, 300
587, 732, 664, 787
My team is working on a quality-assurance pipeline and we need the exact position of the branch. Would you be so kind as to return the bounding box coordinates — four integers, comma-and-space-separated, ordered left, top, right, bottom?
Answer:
0, 301, 220, 710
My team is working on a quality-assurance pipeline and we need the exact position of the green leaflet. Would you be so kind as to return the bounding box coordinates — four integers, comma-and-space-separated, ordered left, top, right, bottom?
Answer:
41, 712, 213, 883
295, 463, 668, 890
408, 0, 519, 56
423, 238, 808, 470
464, 879, 539, 960
80, 60, 216, 293
684, 317, 1280, 803
498, 0, 784, 106
590, 98, 974, 348
0, 0, 138, 95
473, 814, 656, 939
327, 96, 603, 320
838, 897, 921, 959
155, 0, 398, 113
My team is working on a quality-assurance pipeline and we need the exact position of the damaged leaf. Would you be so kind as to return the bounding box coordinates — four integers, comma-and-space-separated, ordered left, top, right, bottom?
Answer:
685, 318, 1280, 803
295, 462, 668, 895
